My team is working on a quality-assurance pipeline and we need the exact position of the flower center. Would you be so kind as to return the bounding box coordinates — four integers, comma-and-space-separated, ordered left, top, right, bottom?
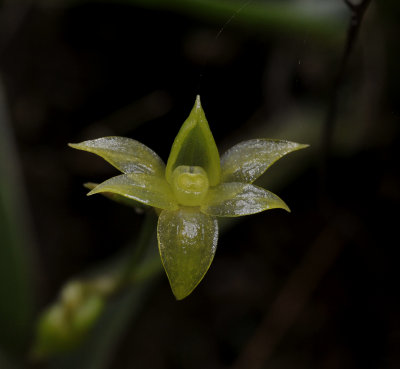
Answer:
171, 166, 209, 206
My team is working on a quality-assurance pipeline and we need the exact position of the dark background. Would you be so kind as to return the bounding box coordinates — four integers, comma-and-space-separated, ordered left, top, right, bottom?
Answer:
0, 0, 399, 368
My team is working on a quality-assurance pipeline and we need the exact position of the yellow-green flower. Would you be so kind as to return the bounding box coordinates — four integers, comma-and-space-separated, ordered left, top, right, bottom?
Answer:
69, 96, 308, 300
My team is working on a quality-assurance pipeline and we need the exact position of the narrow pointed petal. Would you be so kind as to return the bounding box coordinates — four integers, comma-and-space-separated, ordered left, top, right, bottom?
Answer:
157, 208, 218, 300
69, 137, 165, 176
201, 182, 290, 217
84, 182, 147, 209
221, 139, 309, 183
88, 174, 178, 211
166, 96, 221, 186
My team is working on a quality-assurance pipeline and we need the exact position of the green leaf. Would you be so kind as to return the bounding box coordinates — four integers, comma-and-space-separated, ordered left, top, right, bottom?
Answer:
69, 137, 165, 176
201, 183, 290, 217
220, 139, 309, 183
88, 174, 178, 211
157, 208, 218, 300
166, 95, 221, 186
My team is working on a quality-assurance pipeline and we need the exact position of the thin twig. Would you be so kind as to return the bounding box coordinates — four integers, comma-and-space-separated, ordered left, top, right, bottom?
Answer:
320, 0, 372, 198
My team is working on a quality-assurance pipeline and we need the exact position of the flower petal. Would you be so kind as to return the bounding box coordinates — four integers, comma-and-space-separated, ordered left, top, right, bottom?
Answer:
157, 208, 218, 300
165, 96, 221, 186
88, 174, 178, 211
220, 139, 309, 183
201, 182, 290, 217
69, 137, 165, 176
84, 182, 147, 210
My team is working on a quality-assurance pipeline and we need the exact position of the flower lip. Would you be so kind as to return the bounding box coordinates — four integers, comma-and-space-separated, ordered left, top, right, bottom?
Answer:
171, 165, 209, 206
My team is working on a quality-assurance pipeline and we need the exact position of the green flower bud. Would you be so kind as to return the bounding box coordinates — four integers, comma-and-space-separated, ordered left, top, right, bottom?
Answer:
32, 289, 104, 358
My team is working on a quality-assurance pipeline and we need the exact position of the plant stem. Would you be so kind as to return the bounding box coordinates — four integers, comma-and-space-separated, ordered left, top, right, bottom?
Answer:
118, 210, 158, 288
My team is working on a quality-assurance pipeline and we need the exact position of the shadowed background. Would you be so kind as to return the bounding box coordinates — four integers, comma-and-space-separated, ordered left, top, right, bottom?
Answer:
0, 0, 399, 368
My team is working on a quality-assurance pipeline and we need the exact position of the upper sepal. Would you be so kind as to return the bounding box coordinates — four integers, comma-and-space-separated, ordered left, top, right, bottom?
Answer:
157, 208, 218, 300
166, 96, 221, 186
220, 139, 309, 183
69, 137, 165, 176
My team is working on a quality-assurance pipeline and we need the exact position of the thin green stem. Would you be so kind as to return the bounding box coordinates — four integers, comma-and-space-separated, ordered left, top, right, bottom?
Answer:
118, 210, 158, 288
320, 0, 372, 205
81, 210, 159, 297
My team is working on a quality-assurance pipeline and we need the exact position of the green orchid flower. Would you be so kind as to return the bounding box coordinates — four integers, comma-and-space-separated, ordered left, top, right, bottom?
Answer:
69, 96, 308, 300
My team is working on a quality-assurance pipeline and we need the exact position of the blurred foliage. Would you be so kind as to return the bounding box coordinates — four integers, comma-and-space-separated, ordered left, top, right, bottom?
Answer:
45, 0, 347, 44
0, 80, 34, 356
115, 0, 346, 43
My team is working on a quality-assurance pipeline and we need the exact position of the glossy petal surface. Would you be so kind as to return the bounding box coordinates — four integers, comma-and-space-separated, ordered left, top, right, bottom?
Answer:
88, 174, 178, 211
202, 182, 290, 217
84, 182, 147, 209
69, 137, 165, 176
157, 208, 218, 300
221, 139, 309, 183
166, 96, 221, 186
